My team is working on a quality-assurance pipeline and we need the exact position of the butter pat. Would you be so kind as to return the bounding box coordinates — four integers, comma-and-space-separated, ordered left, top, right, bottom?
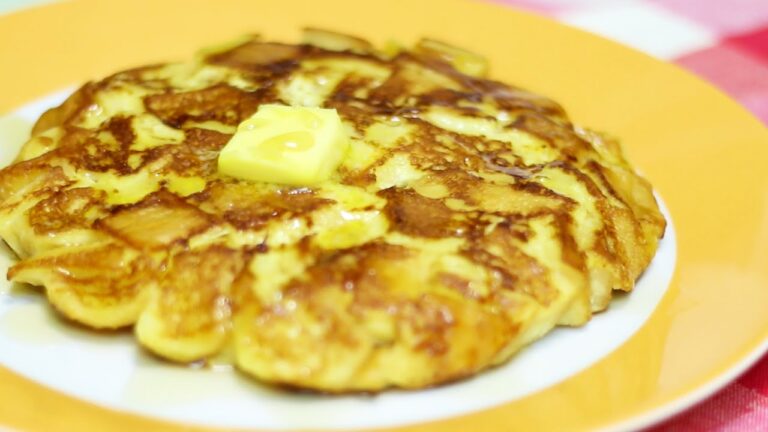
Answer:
218, 104, 349, 185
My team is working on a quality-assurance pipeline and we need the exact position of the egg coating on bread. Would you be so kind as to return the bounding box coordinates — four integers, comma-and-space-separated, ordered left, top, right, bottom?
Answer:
0, 29, 665, 392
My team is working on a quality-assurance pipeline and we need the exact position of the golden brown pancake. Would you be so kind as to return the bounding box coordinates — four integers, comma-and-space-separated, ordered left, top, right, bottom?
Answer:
0, 30, 665, 392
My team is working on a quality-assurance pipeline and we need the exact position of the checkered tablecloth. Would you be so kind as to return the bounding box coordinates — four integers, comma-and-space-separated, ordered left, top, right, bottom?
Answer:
488, 0, 768, 430
491, 0, 768, 142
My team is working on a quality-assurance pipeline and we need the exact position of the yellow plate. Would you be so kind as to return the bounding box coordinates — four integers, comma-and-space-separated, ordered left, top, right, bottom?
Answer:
1, 0, 767, 431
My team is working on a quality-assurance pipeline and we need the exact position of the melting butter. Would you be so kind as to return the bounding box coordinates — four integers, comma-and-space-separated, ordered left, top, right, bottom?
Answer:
218, 105, 349, 186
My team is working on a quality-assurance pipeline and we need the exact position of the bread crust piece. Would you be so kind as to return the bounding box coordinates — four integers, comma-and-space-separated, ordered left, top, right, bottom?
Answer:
0, 29, 665, 392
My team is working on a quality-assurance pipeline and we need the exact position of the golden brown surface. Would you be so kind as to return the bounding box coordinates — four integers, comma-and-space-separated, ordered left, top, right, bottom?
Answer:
0, 30, 665, 392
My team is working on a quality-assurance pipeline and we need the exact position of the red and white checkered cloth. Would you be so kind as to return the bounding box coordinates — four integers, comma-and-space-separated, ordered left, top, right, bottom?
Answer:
488, 0, 768, 429
489, 0, 768, 128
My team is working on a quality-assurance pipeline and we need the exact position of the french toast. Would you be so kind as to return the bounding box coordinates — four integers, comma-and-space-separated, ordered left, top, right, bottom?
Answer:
0, 30, 665, 392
